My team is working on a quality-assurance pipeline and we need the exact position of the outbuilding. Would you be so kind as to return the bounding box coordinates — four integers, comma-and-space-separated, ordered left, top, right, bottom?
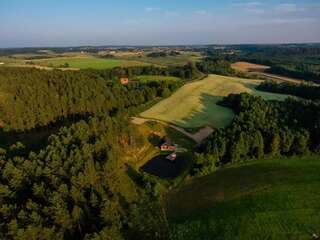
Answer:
120, 77, 129, 85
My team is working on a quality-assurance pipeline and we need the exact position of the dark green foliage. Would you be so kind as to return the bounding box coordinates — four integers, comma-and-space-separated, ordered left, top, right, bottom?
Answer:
233, 45, 320, 83
0, 117, 168, 240
257, 81, 320, 100
0, 67, 183, 131
196, 57, 235, 75
0, 66, 176, 240
196, 93, 320, 174
146, 51, 180, 58
269, 64, 320, 82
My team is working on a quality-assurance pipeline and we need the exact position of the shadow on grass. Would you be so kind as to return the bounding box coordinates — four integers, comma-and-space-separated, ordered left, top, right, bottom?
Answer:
172, 93, 235, 129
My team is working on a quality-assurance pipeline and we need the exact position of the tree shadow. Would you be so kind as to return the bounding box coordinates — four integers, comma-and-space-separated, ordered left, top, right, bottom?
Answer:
173, 93, 235, 130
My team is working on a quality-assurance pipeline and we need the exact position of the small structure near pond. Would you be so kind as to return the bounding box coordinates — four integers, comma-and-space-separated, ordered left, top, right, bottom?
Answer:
160, 136, 177, 152
161, 143, 177, 152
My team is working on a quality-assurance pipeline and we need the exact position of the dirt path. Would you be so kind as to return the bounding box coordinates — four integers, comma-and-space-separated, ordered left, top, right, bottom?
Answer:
250, 72, 303, 84
132, 117, 214, 144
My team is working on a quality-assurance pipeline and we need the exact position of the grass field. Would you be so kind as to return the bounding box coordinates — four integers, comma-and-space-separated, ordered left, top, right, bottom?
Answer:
135, 75, 181, 82
35, 56, 150, 69
166, 155, 320, 240
140, 74, 289, 129
124, 52, 202, 67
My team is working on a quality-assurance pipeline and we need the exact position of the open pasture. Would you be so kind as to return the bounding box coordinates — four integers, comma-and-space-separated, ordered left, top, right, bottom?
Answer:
140, 74, 289, 129
166, 155, 320, 240
35, 56, 150, 69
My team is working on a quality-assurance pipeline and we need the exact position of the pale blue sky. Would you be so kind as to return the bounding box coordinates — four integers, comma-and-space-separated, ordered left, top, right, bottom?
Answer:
0, 0, 319, 47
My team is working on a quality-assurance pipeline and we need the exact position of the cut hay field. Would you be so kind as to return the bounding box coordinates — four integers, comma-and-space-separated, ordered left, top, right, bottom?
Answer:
135, 75, 181, 82
166, 155, 320, 240
140, 74, 289, 129
35, 56, 150, 69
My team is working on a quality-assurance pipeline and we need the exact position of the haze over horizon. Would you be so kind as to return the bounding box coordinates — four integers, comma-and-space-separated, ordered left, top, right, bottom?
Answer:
1, 0, 320, 48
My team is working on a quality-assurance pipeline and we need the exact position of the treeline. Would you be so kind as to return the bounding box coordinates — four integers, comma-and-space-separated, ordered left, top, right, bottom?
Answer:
195, 93, 320, 175
147, 51, 180, 58
204, 44, 320, 83
257, 81, 320, 100
0, 67, 184, 132
81, 63, 200, 81
196, 57, 235, 75
0, 116, 167, 239
268, 64, 320, 83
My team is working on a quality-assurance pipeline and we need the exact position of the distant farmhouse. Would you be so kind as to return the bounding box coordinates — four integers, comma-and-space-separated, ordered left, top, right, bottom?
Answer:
0, 62, 4, 65
120, 77, 129, 85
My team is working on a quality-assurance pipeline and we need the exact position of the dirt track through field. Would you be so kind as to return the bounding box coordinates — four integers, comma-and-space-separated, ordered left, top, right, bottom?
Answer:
131, 117, 214, 144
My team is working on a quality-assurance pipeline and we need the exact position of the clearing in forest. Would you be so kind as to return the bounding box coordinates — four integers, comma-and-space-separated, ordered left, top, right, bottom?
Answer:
35, 56, 150, 69
140, 74, 289, 129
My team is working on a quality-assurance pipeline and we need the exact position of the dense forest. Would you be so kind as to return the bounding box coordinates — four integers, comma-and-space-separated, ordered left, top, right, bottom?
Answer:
0, 64, 201, 131
0, 66, 183, 239
1, 45, 320, 239
196, 57, 235, 76
257, 81, 320, 100
0, 115, 167, 239
195, 93, 320, 175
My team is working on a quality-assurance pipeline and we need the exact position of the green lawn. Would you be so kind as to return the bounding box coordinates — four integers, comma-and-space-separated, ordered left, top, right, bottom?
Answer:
141, 74, 289, 129
36, 57, 150, 69
135, 75, 181, 83
166, 155, 320, 240
124, 52, 202, 67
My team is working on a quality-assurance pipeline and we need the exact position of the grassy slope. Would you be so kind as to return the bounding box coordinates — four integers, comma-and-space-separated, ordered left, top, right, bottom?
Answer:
35, 56, 150, 69
166, 155, 320, 240
141, 74, 289, 129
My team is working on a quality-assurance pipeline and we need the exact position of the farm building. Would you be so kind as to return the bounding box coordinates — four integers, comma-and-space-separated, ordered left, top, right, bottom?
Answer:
166, 153, 177, 161
0, 62, 4, 65
161, 143, 177, 152
120, 77, 129, 85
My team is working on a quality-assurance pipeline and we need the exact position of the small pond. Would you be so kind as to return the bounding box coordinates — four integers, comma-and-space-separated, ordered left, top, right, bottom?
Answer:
141, 154, 189, 179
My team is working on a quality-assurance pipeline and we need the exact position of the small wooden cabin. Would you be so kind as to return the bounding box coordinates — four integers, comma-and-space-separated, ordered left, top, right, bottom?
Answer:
120, 77, 129, 85
161, 143, 177, 152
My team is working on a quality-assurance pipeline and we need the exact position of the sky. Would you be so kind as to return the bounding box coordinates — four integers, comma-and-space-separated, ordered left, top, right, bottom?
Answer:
0, 0, 320, 47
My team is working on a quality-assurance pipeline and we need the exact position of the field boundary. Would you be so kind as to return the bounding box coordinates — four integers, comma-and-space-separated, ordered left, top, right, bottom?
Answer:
132, 117, 213, 144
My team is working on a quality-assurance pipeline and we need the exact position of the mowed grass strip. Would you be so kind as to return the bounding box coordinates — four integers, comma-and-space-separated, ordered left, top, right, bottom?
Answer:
166, 155, 320, 240
36, 57, 150, 69
135, 75, 181, 83
140, 74, 289, 129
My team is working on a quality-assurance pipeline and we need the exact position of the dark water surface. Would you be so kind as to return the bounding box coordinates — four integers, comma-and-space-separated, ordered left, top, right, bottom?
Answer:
141, 155, 188, 179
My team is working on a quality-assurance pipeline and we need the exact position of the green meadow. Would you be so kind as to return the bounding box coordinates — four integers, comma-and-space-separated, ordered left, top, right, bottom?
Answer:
166, 155, 320, 240
141, 74, 289, 129
36, 57, 150, 69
